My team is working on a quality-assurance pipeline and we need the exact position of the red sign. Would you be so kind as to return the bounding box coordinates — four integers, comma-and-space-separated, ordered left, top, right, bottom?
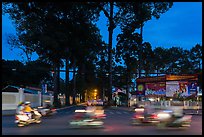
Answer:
145, 82, 166, 96
179, 81, 188, 93
145, 82, 166, 91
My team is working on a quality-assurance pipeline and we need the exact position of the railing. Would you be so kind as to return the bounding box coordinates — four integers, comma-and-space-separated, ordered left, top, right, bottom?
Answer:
131, 100, 202, 109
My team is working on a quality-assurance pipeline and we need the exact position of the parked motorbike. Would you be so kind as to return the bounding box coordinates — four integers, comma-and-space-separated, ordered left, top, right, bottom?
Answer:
131, 107, 159, 126
38, 106, 57, 117
15, 108, 42, 127
155, 109, 192, 129
69, 109, 105, 128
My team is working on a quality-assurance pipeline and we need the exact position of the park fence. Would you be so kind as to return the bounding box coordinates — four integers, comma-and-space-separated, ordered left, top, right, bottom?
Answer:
2, 88, 53, 111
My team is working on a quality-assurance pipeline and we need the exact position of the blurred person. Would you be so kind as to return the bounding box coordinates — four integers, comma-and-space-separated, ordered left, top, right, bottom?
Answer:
165, 106, 184, 123
168, 106, 183, 117
16, 101, 25, 115
44, 100, 52, 109
87, 100, 92, 106
85, 105, 96, 119
135, 103, 139, 108
143, 102, 155, 121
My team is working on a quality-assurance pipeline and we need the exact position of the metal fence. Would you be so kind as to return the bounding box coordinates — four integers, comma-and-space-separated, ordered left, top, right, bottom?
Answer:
133, 100, 202, 109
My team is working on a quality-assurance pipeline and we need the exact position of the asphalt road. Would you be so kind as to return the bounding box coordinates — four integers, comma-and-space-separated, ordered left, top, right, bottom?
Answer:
2, 105, 202, 135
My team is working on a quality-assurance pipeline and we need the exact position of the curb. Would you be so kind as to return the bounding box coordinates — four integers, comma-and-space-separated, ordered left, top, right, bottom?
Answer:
2, 110, 16, 116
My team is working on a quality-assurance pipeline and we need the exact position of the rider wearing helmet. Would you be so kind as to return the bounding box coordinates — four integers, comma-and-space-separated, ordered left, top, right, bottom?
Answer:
23, 101, 34, 119
16, 101, 25, 115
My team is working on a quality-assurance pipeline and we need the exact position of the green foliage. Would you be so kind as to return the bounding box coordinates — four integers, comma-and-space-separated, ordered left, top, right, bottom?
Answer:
2, 59, 53, 88
2, 2, 202, 104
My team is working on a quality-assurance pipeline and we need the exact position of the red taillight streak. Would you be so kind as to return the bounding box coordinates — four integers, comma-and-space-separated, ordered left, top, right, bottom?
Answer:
150, 114, 158, 119
15, 116, 19, 120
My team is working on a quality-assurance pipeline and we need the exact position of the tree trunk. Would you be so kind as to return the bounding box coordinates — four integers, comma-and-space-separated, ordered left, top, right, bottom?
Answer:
108, 1, 114, 105
53, 63, 60, 108
57, 64, 61, 107
82, 64, 86, 102
72, 57, 77, 105
126, 67, 129, 107
65, 58, 70, 106
138, 22, 143, 78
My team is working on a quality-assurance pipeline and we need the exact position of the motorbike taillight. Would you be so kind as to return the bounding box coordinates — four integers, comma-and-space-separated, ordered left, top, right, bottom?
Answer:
151, 114, 158, 119
15, 116, 19, 120
52, 108, 56, 111
134, 115, 142, 119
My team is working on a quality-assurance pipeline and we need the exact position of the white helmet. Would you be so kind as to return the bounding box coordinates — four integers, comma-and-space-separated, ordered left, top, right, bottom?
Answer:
25, 101, 31, 105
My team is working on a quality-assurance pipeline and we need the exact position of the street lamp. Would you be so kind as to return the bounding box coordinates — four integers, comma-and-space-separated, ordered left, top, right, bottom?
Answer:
94, 89, 97, 99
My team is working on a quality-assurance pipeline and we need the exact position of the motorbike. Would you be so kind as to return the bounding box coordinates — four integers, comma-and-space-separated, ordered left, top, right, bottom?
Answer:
69, 109, 105, 128
37, 106, 57, 117
155, 109, 192, 129
15, 108, 42, 127
131, 107, 159, 126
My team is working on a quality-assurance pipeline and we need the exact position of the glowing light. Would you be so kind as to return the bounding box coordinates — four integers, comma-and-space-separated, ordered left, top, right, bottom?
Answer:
75, 109, 86, 112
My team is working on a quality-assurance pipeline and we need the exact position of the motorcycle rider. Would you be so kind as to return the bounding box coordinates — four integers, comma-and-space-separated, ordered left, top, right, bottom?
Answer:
44, 100, 52, 110
166, 106, 184, 124
43, 100, 53, 115
16, 101, 25, 115
23, 101, 34, 120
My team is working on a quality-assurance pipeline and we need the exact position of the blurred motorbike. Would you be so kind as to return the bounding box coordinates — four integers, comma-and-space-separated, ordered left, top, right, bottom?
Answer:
155, 109, 192, 129
69, 108, 105, 128
38, 106, 57, 117
15, 108, 42, 127
131, 107, 159, 125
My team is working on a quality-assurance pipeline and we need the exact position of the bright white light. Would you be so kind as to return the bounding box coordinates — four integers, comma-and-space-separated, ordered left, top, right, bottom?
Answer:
157, 113, 171, 119
148, 98, 154, 101
75, 109, 86, 112
135, 108, 144, 112
85, 110, 94, 113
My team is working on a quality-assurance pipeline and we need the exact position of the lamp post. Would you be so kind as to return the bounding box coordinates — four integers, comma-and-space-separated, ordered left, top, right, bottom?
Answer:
196, 96, 199, 114
94, 89, 97, 100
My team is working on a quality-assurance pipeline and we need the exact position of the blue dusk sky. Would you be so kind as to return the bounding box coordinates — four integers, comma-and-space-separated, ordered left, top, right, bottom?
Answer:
2, 2, 202, 79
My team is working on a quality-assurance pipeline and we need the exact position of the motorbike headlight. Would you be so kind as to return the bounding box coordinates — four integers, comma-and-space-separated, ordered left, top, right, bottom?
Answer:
135, 108, 144, 112
157, 113, 171, 119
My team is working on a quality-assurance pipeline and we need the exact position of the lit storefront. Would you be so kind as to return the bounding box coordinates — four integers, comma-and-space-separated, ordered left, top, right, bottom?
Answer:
136, 74, 199, 101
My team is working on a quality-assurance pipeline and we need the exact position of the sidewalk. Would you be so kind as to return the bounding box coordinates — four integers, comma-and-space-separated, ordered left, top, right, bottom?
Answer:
2, 109, 16, 116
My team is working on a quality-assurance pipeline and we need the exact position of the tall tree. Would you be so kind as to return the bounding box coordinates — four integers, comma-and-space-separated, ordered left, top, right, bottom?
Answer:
115, 30, 141, 103
117, 2, 173, 77
165, 47, 184, 74
140, 42, 154, 77
114, 2, 173, 102
3, 2, 102, 107
190, 44, 202, 73
177, 49, 194, 74
152, 47, 168, 75
2, 59, 52, 88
